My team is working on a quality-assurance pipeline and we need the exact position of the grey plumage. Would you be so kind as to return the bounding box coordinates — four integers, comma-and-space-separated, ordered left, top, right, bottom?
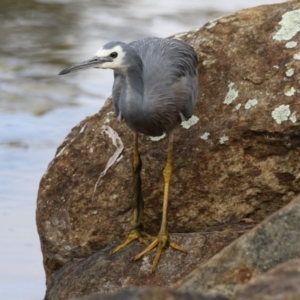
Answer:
112, 38, 198, 136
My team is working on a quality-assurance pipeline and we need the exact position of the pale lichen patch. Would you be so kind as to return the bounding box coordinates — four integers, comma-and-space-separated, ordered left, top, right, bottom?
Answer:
121, 277, 130, 287
149, 133, 166, 141
273, 9, 300, 41
289, 111, 297, 123
235, 103, 241, 110
181, 115, 199, 129
173, 32, 188, 40
220, 135, 229, 144
187, 28, 198, 37
272, 104, 291, 124
224, 82, 238, 105
200, 132, 210, 140
56, 146, 66, 157
286, 68, 295, 77
293, 52, 300, 60
140, 256, 152, 273
245, 99, 258, 110
205, 14, 225, 30
286, 41, 297, 48
102, 281, 115, 291
285, 87, 296, 96
64, 245, 72, 251
187, 28, 200, 37
206, 21, 217, 29
79, 123, 87, 133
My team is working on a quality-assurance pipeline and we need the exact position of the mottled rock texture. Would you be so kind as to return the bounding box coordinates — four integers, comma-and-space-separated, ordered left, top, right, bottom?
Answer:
72, 287, 228, 300
177, 196, 300, 297
37, 0, 300, 295
44, 224, 251, 300
233, 259, 300, 300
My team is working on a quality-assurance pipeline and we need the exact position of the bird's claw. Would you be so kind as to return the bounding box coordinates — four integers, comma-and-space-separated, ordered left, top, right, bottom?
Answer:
133, 233, 187, 272
111, 229, 153, 254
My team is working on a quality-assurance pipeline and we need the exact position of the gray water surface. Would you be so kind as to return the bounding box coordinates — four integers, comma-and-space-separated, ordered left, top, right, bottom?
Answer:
0, 0, 284, 299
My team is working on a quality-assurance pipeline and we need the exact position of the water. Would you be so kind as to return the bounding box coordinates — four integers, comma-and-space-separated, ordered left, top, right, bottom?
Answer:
0, 0, 284, 299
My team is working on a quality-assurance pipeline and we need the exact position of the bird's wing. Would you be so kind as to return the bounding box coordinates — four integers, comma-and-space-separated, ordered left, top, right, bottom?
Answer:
112, 71, 125, 120
130, 38, 198, 120
170, 71, 198, 120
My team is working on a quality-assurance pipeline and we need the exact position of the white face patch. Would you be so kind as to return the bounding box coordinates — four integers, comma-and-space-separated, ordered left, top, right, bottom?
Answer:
94, 45, 126, 70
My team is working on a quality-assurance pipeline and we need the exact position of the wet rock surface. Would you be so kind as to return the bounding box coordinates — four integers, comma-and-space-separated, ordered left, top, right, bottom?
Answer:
44, 224, 251, 300
72, 287, 228, 300
37, 1, 300, 299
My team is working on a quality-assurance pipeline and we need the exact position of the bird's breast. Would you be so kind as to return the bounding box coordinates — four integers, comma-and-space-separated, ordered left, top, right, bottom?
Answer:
121, 103, 181, 136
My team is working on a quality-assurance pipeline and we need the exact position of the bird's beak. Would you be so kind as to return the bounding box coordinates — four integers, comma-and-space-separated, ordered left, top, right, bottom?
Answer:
59, 56, 113, 75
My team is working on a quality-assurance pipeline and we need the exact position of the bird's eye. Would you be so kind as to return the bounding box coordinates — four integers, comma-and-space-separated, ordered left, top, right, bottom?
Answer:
110, 52, 118, 58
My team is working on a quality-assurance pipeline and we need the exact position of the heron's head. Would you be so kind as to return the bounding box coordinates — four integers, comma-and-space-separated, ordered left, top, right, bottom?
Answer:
59, 41, 131, 75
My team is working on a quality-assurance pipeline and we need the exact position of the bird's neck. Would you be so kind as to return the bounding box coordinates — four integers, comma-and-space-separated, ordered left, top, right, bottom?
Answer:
124, 60, 144, 100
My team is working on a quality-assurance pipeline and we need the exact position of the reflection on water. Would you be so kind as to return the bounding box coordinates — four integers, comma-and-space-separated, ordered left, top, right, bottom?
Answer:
0, 0, 283, 299
1, 0, 86, 114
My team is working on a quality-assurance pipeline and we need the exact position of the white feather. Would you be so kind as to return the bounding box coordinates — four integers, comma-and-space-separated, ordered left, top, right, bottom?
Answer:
95, 45, 126, 70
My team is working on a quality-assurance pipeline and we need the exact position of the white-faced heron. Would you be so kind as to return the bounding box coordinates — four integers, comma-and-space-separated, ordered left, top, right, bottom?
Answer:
59, 37, 199, 272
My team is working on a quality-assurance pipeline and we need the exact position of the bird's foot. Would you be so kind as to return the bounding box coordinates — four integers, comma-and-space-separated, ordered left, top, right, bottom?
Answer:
111, 228, 154, 254
133, 232, 187, 272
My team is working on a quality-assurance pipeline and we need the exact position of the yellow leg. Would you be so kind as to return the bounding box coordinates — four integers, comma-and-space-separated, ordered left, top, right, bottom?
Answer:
111, 133, 153, 254
133, 132, 187, 272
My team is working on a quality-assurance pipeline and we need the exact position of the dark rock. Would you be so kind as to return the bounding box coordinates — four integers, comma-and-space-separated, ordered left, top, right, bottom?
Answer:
72, 287, 228, 300
37, 0, 300, 292
44, 224, 251, 300
233, 259, 300, 300
176, 196, 300, 297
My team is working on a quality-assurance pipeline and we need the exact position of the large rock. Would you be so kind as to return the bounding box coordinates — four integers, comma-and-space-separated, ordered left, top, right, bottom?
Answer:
72, 287, 228, 300
177, 196, 300, 297
233, 259, 300, 300
44, 224, 251, 300
37, 0, 300, 290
